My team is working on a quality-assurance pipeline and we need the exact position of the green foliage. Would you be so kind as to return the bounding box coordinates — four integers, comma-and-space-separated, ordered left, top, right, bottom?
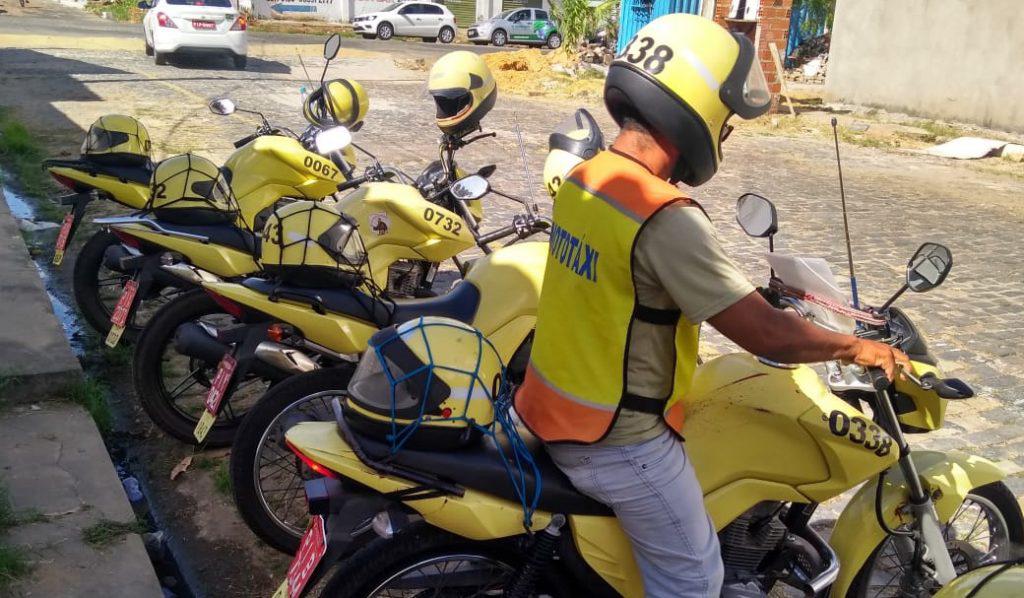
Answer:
214, 461, 232, 497
65, 378, 113, 436
81, 519, 149, 548
792, 0, 835, 36
85, 0, 142, 23
550, 0, 616, 49
0, 108, 53, 200
0, 545, 30, 590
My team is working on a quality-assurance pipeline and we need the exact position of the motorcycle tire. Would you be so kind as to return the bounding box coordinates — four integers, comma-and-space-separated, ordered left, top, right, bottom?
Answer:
848, 481, 1024, 598
133, 289, 264, 447
319, 522, 575, 597
73, 229, 139, 341
230, 366, 354, 554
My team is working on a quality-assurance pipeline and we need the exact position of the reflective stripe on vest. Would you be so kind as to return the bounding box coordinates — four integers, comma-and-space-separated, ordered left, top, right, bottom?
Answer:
515, 151, 700, 443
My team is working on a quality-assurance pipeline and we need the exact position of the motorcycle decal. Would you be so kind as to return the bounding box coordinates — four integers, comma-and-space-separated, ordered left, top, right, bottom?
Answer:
302, 155, 339, 180
273, 515, 327, 598
369, 211, 390, 236
422, 206, 462, 235
193, 353, 237, 443
105, 279, 140, 348
824, 409, 893, 457
53, 213, 75, 266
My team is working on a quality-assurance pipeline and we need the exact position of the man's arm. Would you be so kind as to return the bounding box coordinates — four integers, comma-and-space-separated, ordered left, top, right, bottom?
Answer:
708, 291, 910, 381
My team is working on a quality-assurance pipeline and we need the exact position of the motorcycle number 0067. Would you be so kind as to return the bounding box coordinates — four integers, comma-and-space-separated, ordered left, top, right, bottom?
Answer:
303, 156, 339, 180
423, 207, 462, 234
825, 410, 892, 457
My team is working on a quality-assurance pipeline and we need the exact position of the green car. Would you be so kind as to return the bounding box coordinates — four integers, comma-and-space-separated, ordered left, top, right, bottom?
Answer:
467, 8, 562, 49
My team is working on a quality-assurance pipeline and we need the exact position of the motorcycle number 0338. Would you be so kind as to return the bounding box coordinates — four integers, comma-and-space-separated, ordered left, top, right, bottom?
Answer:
273, 515, 327, 598
192, 353, 238, 443
105, 278, 140, 348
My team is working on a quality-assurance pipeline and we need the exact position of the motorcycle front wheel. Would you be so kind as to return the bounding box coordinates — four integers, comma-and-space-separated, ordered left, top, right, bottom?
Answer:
849, 481, 1024, 597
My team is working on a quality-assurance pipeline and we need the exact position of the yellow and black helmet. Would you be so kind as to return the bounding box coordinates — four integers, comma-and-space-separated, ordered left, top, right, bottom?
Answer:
81, 114, 152, 166
427, 51, 497, 137
543, 108, 604, 199
147, 153, 237, 225
605, 14, 772, 186
260, 200, 367, 288
345, 316, 503, 450
303, 79, 369, 132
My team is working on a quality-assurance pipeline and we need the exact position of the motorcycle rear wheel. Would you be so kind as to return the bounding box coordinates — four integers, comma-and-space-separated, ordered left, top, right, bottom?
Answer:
849, 481, 1024, 597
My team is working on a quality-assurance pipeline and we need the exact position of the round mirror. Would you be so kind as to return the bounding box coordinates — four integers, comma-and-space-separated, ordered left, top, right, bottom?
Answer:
450, 175, 490, 201
315, 126, 353, 155
209, 98, 236, 116
907, 242, 952, 293
324, 34, 342, 61
735, 193, 778, 238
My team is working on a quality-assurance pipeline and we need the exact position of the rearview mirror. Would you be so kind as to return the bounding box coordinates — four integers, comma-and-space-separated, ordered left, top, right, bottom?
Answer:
450, 175, 489, 201
315, 126, 353, 155
736, 193, 778, 238
907, 242, 952, 293
324, 34, 342, 61
209, 98, 236, 116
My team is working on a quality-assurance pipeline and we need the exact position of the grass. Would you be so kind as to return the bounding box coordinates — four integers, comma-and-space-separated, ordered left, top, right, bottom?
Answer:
0, 108, 54, 201
193, 455, 218, 471
213, 460, 232, 497
81, 518, 149, 548
85, 0, 143, 23
64, 378, 113, 436
103, 344, 133, 369
0, 482, 32, 590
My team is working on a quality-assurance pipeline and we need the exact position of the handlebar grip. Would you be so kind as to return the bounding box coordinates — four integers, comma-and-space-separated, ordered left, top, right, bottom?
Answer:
233, 134, 258, 149
867, 368, 891, 392
477, 224, 518, 245
337, 175, 369, 192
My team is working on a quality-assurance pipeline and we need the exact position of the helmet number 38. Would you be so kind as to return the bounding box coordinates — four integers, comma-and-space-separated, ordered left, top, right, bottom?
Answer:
618, 36, 674, 76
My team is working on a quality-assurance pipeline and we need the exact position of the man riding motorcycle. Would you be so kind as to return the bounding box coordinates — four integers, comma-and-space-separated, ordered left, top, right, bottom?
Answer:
514, 14, 912, 597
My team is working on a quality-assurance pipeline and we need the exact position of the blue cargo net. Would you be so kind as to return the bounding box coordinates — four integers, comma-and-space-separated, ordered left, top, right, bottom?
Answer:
373, 317, 543, 529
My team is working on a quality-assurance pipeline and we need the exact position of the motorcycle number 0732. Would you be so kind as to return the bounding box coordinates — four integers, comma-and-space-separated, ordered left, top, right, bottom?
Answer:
423, 207, 462, 234
825, 410, 893, 457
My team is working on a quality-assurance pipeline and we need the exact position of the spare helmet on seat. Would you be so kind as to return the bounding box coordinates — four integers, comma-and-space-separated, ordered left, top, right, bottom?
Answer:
147, 153, 237, 225
81, 114, 152, 167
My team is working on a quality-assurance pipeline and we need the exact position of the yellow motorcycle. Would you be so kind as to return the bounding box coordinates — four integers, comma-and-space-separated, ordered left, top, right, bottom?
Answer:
273, 195, 1021, 597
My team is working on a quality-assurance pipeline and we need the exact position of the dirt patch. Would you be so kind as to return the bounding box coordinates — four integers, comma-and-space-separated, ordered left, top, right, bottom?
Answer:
481, 49, 605, 101
249, 17, 355, 37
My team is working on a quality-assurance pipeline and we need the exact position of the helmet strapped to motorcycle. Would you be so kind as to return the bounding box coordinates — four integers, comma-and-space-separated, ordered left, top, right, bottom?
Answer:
543, 108, 605, 199
147, 153, 238, 226
345, 316, 503, 451
428, 51, 497, 137
604, 14, 772, 186
81, 114, 152, 167
303, 79, 369, 132
260, 200, 367, 288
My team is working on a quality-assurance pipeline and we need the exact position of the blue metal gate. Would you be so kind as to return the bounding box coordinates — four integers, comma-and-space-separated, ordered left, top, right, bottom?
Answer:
616, 0, 702, 53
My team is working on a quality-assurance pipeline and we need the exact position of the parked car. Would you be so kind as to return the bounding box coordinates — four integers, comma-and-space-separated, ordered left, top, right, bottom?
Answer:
352, 1, 456, 43
139, 0, 248, 68
467, 8, 561, 49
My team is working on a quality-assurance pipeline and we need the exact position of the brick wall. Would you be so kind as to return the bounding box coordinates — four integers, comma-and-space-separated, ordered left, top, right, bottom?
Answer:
711, 0, 794, 107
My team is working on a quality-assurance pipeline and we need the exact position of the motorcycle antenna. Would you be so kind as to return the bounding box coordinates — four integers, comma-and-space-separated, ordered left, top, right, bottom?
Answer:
831, 117, 861, 308
297, 52, 315, 91
512, 112, 539, 215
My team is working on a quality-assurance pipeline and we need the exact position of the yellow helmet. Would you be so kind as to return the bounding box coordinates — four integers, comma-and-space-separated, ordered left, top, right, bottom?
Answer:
303, 79, 369, 132
427, 51, 497, 137
543, 108, 605, 199
933, 563, 1024, 597
81, 114, 152, 166
260, 200, 367, 288
148, 153, 236, 225
345, 316, 503, 450
605, 14, 772, 186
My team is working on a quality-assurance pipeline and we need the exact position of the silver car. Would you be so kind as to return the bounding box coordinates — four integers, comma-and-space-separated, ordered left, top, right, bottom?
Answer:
467, 8, 562, 49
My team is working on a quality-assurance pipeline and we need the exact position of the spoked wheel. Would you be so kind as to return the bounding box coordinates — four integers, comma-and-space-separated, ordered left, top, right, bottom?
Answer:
231, 367, 354, 554
133, 290, 270, 446
850, 482, 1024, 597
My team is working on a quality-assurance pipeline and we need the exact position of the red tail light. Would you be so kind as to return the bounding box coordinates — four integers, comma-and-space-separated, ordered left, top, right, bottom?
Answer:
50, 172, 82, 192
111, 228, 141, 249
157, 12, 177, 28
231, 15, 246, 31
204, 289, 244, 319
286, 440, 338, 479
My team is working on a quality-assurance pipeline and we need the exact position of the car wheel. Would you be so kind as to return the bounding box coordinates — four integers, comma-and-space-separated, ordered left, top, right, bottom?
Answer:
233, 54, 247, 69
421, 36, 437, 43
491, 29, 507, 47
439, 26, 454, 44
361, 33, 375, 40
546, 32, 562, 49
154, 51, 167, 65
145, 38, 154, 56
376, 21, 393, 41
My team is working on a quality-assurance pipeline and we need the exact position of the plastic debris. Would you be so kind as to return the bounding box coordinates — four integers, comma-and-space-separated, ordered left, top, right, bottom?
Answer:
122, 476, 144, 502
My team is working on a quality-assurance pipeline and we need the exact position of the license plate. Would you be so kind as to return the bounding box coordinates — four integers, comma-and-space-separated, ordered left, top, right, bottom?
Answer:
193, 353, 237, 443
274, 515, 327, 598
105, 279, 139, 348
52, 213, 74, 266
193, 20, 215, 30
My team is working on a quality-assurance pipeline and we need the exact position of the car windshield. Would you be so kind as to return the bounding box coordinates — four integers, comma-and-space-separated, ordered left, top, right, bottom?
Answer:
167, 0, 233, 6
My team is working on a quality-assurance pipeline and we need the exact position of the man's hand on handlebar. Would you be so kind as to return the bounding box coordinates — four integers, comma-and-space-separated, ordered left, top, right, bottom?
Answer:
845, 338, 911, 383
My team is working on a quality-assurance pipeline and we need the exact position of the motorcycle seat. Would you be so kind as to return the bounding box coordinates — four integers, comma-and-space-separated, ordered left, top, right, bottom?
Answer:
348, 414, 613, 517
155, 222, 257, 254
240, 279, 481, 327
43, 157, 153, 186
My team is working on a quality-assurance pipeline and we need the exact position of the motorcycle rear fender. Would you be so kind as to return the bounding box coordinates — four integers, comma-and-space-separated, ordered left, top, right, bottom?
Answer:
112, 224, 259, 278
47, 165, 150, 209
828, 450, 1006, 596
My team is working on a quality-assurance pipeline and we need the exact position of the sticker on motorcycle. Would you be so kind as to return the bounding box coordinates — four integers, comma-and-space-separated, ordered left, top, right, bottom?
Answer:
105, 279, 139, 348
824, 409, 893, 456
193, 353, 237, 443
273, 515, 327, 598
53, 213, 75, 266
369, 212, 390, 236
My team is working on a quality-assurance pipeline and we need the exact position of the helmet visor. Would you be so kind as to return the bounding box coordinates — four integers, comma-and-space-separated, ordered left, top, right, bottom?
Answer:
432, 89, 472, 121
318, 217, 367, 266
82, 128, 129, 154
549, 108, 604, 160
719, 33, 773, 119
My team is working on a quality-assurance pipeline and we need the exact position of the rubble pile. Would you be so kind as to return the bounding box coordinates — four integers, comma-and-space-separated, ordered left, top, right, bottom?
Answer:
577, 41, 615, 66
482, 49, 605, 99
785, 33, 830, 84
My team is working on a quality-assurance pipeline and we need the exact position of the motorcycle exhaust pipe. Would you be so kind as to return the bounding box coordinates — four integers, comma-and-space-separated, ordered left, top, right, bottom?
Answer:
173, 321, 230, 363
255, 341, 319, 375
102, 244, 134, 273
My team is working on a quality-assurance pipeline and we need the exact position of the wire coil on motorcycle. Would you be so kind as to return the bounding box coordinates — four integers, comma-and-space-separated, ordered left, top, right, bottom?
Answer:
771, 280, 886, 325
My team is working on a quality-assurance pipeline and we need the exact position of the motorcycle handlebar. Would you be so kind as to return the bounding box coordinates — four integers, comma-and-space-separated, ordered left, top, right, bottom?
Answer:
337, 175, 369, 192
233, 133, 258, 148
867, 368, 891, 392
476, 224, 518, 245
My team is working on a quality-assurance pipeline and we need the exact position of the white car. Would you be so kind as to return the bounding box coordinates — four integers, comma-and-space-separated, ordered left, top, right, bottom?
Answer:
352, 1, 456, 44
139, 0, 248, 68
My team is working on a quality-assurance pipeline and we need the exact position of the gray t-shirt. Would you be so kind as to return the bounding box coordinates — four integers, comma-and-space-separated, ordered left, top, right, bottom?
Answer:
600, 203, 755, 446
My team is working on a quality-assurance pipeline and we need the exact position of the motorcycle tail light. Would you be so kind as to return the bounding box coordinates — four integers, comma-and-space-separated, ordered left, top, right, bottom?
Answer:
157, 12, 177, 28
267, 323, 295, 342
204, 289, 244, 319
286, 439, 338, 480
230, 15, 246, 31
50, 172, 81, 192
111, 229, 141, 249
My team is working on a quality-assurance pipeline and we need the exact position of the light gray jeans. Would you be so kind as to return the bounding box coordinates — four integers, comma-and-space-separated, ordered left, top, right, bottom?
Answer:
547, 430, 724, 597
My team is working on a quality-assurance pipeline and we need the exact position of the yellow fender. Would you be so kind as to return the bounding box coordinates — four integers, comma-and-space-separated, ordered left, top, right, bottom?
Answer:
829, 450, 1006, 596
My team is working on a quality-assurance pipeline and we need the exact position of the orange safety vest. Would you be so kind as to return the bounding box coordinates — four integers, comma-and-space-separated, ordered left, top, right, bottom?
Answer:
515, 150, 701, 443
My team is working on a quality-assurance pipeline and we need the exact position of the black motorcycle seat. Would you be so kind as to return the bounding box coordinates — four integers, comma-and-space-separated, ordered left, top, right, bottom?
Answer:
155, 222, 257, 254
241, 278, 481, 327
350, 418, 613, 517
43, 157, 153, 186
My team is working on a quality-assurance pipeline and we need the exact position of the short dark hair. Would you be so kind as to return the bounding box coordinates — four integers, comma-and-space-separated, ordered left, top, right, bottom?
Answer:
617, 107, 658, 149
